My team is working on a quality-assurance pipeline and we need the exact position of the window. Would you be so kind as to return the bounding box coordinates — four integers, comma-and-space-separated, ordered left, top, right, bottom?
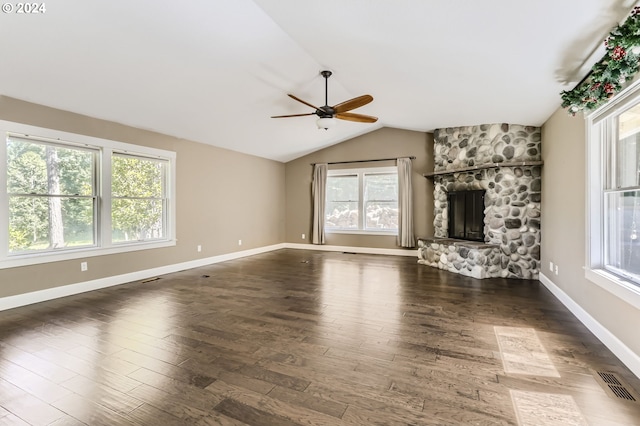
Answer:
7, 137, 97, 254
604, 106, 640, 281
111, 154, 168, 243
325, 167, 398, 233
587, 81, 640, 304
1, 120, 176, 269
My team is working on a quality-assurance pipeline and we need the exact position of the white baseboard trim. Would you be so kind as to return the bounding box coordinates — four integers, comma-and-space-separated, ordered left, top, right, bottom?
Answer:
284, 243, 418, 257
0, 242, 417, 312
0, 243, 287, 312
539, 272, 640, 379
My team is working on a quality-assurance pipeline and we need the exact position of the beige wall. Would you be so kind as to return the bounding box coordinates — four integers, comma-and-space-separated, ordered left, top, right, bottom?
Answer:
542, 106, 640, 357
284, 127, 433, 249
0, 96, 286, 298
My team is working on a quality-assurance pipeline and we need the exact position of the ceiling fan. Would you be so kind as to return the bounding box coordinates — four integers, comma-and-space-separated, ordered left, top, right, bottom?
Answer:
271, 70, 378, 129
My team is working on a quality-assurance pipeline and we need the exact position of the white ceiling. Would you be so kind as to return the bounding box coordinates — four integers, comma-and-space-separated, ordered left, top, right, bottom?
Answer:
0, 0, 635, 162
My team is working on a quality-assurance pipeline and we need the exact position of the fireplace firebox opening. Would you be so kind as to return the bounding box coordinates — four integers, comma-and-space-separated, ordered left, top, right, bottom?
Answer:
448, 190, 485, 242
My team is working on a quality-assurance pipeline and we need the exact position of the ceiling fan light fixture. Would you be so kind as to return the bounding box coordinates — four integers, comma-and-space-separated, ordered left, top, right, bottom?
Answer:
316, 117, 336, 130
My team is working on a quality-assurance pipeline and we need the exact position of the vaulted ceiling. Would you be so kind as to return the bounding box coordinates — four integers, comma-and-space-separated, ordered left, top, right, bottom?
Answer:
0, 0, 635, 161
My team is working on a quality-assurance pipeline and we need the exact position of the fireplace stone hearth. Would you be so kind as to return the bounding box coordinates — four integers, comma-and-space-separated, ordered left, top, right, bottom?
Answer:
421, 123, 542, 279
418, 238, 500, 279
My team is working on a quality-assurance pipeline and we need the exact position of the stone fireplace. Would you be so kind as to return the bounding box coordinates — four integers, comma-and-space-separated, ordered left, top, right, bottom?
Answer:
418, 124, 542, 279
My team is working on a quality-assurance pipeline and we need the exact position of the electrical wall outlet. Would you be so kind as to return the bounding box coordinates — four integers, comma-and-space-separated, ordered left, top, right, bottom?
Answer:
555, 264, 559, 275
301, 233, 305, 240
238, 239, 242, 246
197, 245, 202, 252
80, 262, 88, 272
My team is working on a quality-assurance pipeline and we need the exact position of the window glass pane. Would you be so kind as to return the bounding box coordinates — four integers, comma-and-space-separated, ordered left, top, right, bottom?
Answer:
7, 138, 94, 196
364, 173, 398, 201
112, 199, 165, 242
112, 154, 167, 243
605, 190, 640, 282
365, 201, 398, 229
364, 173, 398, 230
326, 175, 358, 229
9, 196, 95, 253
617, 106, 640, 188
112, 155, 165, 198
326, 175, 358, 201
7, 138, 96, 254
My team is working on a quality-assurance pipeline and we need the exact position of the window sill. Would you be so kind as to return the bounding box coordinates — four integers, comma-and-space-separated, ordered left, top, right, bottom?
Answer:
585, 268, 640, 310
1, 239, 177, 270
326, 229, 398, 236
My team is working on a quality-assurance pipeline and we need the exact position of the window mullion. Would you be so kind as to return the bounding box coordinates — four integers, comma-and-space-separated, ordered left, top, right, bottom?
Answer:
359, 172, 365, 230
0, 136, 8, 260
162, 157, 169, 239
101, 148, 112, 248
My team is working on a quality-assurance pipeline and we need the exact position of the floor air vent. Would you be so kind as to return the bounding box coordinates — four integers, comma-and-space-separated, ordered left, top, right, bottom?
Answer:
594, 371, 639, 403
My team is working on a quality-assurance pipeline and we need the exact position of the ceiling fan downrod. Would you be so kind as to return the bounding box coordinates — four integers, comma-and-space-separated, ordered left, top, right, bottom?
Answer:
321, 70, 332, 109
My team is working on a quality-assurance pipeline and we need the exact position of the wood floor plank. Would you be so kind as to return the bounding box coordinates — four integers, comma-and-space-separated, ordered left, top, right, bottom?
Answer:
47, 416, 89, 426
60, 374, 144, 414
126, 368, 225, 412
111, 349, 206, 384
238, 365, 310, 392
126, 383, 214, 422
208, 380, 357, 426
303, 380, 426, 414
0, 343, 77, 384
0, 250, 639, 425
0, 378, 67, 426
0, 359, 74, 404
0, 414, 31, 426
215, 371, 275, 395
266, 385, 347, 418
213, 398, 301, 426
194, 413, 252, 426
341, 403, 448, 426
51, 392, 131, 426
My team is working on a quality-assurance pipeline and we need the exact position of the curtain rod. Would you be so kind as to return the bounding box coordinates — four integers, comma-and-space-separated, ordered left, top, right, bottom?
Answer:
311, 156, 415, 166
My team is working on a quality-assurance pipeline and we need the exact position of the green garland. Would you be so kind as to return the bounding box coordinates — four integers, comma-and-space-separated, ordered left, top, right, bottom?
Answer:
561, 6, 640, 115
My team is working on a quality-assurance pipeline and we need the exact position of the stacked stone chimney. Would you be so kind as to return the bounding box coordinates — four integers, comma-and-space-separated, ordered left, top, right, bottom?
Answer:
430, 124, 542, 279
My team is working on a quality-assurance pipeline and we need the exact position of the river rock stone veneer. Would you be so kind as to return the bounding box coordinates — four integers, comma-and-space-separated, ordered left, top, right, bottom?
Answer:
418, 238, 502, 279
424, 123, 542, 280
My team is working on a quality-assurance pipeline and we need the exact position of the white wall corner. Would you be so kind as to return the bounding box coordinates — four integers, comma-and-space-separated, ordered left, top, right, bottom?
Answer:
539, 272, 640, 379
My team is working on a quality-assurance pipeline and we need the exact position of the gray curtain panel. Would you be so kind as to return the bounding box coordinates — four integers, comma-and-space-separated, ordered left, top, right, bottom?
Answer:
397, 157, 415, 247
312, 163, 328, 245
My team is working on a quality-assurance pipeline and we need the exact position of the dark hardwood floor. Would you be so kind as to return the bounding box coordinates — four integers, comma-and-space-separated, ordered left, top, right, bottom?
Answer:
1, 249, 639, 425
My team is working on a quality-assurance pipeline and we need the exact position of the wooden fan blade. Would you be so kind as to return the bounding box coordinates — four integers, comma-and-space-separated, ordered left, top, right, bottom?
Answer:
332, 95, 373, 113
271, 113, 315, 118
335, 112, 378, 123
288, 94, 320, 111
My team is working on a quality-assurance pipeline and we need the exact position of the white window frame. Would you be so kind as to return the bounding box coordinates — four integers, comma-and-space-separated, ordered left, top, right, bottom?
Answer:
0, 120, 176, 269
111, 152, 169, 244
586, 79, 640, 310
325, 166, 398, 235
6, 136, 100, 254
